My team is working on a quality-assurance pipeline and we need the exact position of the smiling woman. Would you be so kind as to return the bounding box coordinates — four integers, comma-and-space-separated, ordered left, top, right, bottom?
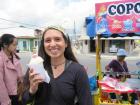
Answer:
22, 26, 93, 105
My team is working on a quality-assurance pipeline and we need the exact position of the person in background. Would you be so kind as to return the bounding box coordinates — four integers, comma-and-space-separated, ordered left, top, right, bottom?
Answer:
105, 49, 132, 103
105, 48, 129, 79
22, 26, 93, 105
0, 34, 23, 105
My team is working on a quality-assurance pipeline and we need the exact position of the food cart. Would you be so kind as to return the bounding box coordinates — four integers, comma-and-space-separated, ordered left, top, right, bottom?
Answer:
94, 0, 140, 104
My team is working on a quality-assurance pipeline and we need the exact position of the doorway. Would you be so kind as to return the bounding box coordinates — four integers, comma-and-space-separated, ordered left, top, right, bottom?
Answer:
89, 37, 96, 52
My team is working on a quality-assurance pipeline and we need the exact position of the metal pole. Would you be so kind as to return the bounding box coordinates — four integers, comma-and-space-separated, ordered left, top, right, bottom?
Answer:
96, 35, 102, 80
96, 35, 102, 105
74, 20, 76, 41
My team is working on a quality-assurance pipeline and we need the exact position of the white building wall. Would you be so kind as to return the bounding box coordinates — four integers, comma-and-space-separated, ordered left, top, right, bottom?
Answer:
82, 40, 89, 54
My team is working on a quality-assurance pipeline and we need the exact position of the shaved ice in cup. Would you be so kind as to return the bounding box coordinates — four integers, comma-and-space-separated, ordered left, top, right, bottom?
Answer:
28, 55, 50, 83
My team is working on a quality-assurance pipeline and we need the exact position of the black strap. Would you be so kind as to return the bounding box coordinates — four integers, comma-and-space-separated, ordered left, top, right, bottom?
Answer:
115, 60, 126, 72
50, 60, 72, 105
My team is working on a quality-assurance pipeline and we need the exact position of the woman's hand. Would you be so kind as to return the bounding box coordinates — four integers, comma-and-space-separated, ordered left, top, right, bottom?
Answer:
29, 69, 44, 94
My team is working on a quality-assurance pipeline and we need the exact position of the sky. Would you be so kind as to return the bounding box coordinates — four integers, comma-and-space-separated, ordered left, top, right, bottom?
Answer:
0, 0, 119, 36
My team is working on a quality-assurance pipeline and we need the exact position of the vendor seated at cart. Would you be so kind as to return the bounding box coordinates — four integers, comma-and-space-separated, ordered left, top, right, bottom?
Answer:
105, 48, 130, 78
105, 49, 131, 102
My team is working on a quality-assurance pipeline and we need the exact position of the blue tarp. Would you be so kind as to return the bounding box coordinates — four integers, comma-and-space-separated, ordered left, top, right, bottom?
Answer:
86, 16, 96, 37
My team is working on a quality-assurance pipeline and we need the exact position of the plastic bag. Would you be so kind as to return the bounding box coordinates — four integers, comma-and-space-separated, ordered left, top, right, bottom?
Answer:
89, 76, 97, 91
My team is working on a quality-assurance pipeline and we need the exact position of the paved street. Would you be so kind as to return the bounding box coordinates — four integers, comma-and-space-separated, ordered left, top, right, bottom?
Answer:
18, 47, 140, 76
76, 53, 140, 77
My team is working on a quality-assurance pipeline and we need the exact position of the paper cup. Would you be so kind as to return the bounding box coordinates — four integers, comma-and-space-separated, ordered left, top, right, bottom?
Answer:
28, 63, 46, 80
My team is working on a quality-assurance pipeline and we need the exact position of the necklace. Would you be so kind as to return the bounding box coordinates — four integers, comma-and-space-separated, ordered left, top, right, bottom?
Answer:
51, 61, 65, 69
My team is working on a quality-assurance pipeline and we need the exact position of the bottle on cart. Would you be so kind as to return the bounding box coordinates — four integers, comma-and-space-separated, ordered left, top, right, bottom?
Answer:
134, 100, 138, 105
110, 69, 116, 78
121, 93, 129, 104
129, 93, 138, 104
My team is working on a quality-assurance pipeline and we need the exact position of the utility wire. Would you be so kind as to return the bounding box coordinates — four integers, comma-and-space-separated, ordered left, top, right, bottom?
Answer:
0, 25, 36, 30
0, 26, 22, 29
0, 17, 38, 27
